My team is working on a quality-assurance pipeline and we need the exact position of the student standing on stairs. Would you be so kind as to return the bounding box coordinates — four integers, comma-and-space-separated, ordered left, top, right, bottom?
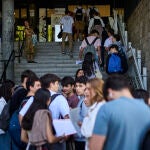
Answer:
88, 11, 105, 40
24, 20, 37, 63
73, 4, 86, 41
104, 28, 114, 51
60, 10, 74, 58
79, 29, 101, 62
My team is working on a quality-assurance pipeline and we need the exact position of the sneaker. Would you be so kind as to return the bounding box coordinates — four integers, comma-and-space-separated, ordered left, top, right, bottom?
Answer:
31, 61, 37, 63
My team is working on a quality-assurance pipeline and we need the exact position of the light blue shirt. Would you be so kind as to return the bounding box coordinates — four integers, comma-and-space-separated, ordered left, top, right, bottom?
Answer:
74, 96, 88, 141
60, 15, 74, 34
93, 97, 150, 150
49, 90, 70, 119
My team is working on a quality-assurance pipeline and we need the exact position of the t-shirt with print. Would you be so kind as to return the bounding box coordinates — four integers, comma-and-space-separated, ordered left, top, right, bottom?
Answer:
104, 36, 113, 48
60, 15, 74, 34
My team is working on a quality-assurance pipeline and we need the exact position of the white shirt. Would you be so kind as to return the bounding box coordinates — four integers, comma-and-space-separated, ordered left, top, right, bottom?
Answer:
81, 101, 105, 150
0, 97, 6, 114
104, 36, 113, 48
88, 16, 105, 34
0, 97, 7, 134
60, 15, 74, 34
49, 90, 70, 119
19, 96, 34, 117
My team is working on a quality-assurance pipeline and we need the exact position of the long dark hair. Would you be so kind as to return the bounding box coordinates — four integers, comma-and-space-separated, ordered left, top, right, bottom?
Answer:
0, 80, 15, 102
21, 88, 51, 130
75, 69, 85, 79
82, 52, 95, 77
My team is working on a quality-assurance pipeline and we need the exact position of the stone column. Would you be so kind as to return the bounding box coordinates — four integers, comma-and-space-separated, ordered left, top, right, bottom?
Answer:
2, 0, 14, 81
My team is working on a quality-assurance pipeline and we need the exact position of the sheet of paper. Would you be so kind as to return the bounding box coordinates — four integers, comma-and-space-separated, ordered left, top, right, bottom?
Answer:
76, 60, 83, 65
53, 119, 77, 137
69, 107, 81, 135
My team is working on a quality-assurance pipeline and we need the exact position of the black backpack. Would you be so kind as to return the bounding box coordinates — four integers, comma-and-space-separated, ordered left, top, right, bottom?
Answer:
75, 8, 83, 21
0, 100, 11, 131
94, 18, 101, 26
89, 7, 96, 19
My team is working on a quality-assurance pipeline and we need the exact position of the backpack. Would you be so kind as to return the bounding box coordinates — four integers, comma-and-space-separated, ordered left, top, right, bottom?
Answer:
89, 7, 96, 19
8, 110, 26, 148
106, 53, 123, 74
83, 37, 98, 61
0, 100, 11, 131
8, 99, 28, 149
75, 8, 83, 21
94, 18, 101, 26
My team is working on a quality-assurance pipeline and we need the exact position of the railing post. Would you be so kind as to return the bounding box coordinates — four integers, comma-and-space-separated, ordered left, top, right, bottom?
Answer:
128, 42, 132, 49
124, 31, 128, 48
118, 15, 147, 90
137, 50, 142, 74
122, 23, 125, 37
142, 67, 147, 90
0, 38, 1, 54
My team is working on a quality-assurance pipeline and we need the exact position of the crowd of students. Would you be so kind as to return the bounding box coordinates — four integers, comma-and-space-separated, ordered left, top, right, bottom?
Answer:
0, 5, 149, 150
0, 69, 150, 150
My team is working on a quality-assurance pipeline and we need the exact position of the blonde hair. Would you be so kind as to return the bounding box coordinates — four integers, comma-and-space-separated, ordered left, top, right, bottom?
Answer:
87, 78, 104, 105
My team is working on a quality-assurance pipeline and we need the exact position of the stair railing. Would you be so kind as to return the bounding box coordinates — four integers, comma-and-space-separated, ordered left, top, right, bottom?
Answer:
0, 31, 25, 83
117, 14, 147, 90
0, 49, 15, 83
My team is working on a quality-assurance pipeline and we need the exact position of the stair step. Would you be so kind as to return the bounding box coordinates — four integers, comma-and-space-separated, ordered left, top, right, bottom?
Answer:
4, 42, 83, 84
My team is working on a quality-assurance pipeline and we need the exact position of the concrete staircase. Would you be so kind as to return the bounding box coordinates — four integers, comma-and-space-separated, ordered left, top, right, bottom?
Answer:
14, 42, 82, 84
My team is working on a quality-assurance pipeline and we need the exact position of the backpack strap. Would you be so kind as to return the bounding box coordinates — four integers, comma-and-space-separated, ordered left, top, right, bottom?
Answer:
51, 94, 61, 103
50, 94, 63, 119
85, 37, 98, 46
85, 37, 90, 45
91, 37, 98, 45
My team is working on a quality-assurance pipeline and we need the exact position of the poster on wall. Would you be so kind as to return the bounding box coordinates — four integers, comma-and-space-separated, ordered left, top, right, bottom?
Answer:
39, 8, 47, 42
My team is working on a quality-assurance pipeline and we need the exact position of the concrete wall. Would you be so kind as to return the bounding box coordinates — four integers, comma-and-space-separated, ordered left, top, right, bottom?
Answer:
127, 0, 150, 89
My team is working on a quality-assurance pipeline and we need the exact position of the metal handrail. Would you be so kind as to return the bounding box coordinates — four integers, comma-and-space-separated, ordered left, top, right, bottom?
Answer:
0, 49, 15, 83
117, 15, 147, 90
128, 43, 144, 89
0, 32, 25, 83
